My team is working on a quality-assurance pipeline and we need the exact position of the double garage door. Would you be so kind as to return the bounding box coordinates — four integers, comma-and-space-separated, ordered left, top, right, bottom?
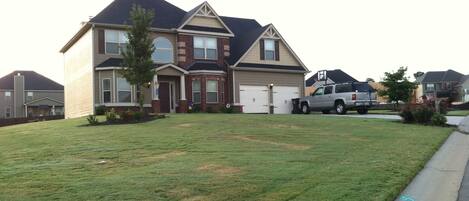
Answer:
240, 85, 300, 114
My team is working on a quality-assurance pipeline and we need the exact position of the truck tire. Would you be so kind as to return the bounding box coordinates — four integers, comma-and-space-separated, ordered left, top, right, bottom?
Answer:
301, 103, 310, 114
335, 101, 347, 115
322, 110, 330, 114
357, 108, 369, 115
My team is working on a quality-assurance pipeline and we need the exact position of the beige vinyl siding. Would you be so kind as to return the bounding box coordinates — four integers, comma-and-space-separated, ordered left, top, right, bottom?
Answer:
187, 16, 224, 28
240, 40, 301, 66
0, 90, 14, 118
64, 28, 94, 118
25, 91, 64, 104
234, 70, 304, 103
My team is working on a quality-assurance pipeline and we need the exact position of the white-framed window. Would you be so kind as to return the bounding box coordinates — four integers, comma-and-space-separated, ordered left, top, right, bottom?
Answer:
206, 80, 218, 103
105, 30, 128, 55
426, 83, 435, 91
102, 78, 111, 103
152, 37, 174, 63
194, 36, 217, 60
5, 107, 11, 118
26, 92, 33, 102
264, 39, 276, 60
192, 80, 201, 104
5, 91, 11, 97
117, 77, 131, 103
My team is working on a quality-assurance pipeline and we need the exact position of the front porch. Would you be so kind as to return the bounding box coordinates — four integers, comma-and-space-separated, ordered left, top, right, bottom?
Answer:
151, 64, 188, 113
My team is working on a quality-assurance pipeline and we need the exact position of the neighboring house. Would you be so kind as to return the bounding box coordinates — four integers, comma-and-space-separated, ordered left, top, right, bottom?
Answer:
0, 71, 64, 118
420, 70, 464, 101
60, 0, 308, 118
459, 75, 469, 103
305, 70, 357, 96
413, 74, 425, 103
367, 81, 388, 103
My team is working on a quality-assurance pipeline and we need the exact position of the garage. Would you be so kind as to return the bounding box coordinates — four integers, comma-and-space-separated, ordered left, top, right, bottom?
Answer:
240, 85, 269, 113
273, 86, 300, 114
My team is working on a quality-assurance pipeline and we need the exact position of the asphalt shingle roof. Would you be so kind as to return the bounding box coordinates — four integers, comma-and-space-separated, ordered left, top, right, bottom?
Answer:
187, 62, 223, 71
0, 71, 63, 91
422, 70, 464, 83
306, 70, 358, 87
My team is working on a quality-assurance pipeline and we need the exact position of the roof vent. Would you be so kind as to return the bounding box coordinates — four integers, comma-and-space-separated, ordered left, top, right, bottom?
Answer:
17, 73, 21, 76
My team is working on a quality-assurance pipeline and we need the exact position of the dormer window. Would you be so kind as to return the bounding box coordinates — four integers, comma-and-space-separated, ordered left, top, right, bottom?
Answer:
194, 37, 217, 60
152, 37, 174, 63
264, 39, 276, 60
105, 30, 128, 55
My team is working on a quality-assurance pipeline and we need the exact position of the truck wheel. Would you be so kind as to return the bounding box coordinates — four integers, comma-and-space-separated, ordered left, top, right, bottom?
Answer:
301, 103, 310, 114
335, 101, 347, 115
322, 110, 330, 114
357, 108, 368, 115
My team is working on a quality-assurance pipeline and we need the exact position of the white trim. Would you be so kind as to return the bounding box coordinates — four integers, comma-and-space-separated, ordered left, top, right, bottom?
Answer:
155, 64, 189, 74
177, 2, 234, 36
180, 75, 186, 101
230, 66, 306, 74
189, 70, 226, 75
22, 90, 64, 92
98, 71, 101, 103
232, 69, 237, 104
95, 67, 124, 71
24, 97, 64, 105
112, 70, 116, 102
95, 103, 152, 107
102, 78, 112, 104
152, 37, 175, 64
92, 25, 96, 115
233, 24, 309, 72
193, 36, 218, 60
177, 29, 234, 37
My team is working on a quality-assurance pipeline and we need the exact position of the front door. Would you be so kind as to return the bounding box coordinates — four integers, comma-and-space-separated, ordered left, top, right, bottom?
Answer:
159, 83, 171, 113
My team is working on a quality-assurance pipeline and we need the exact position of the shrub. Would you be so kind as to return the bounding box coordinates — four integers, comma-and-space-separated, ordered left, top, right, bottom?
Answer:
86, 115, 99, 125
191, 105, 201, 113
105, 108, 118, 123
120, 110, 135, 122
438, 100, 449, 115
399, 107, 414, 123
431, 113, 447, 126
221, 104, 234, 113
134, 111, 145, 121
413, 106, 434, 125
95, 106, 106, 115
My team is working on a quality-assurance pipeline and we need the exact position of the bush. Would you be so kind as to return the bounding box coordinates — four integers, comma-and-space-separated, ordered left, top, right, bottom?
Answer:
413, 106, 434, 125
134, 111, 145, 121
105, 108, 118, 123
120, 110, 135, 122
95, 106, 106, 115
191, 105, 201, 113
86, 115, 99, 125
221, 104, 234, 113
399, 107, 414, 123
431, 113, 447, 126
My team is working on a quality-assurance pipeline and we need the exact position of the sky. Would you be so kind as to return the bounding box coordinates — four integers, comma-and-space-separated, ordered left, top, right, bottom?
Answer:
1, 0, 468, 84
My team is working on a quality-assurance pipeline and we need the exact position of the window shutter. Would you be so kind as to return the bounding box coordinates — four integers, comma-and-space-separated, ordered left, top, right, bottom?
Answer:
259, 39, 265, 60
275, 40, 280, 61
98, 29, 105, 54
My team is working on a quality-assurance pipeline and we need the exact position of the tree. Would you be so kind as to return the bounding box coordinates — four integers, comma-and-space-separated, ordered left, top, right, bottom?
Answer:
120, 5, 155, 112
366, 78, 375, 82
378, 67, 417, 109
413, 71, 424, 80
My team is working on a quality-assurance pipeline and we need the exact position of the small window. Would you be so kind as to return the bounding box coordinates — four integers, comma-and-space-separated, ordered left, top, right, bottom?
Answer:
102, 79, 111, 103
117, 77, 131, 103
426, 84, 435, 91
192, 80, 201, 104
206, 80, 218, 103
313, 88, 324, 96
264, 39, 276, 60
105, 30, 128, 55
152, 37, 174, 63
27, 92, 33, 102
5, 107, 11, 118
194, 37, 217, 60
335, 84, 353, 93
5, 92, 11, 97
324, 86, 333, 95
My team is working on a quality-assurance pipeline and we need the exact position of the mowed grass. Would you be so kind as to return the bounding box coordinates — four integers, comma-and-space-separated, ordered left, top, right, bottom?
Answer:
0, 114, 452, 201
447, 110, 469, 116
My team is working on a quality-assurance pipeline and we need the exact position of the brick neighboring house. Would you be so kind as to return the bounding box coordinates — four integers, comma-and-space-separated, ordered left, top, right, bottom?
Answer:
305, 70, 357, 96
60, 0, 309, 118
0, 71, 64, 118
420, 69, 464, 101
458, 75, 469, 103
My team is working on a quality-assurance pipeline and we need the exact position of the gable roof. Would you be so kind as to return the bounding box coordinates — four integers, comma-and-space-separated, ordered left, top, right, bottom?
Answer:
306, 70, 358, 87
421, 70, 464, 83
177, 1, 234, 36
0, 71, 63, 91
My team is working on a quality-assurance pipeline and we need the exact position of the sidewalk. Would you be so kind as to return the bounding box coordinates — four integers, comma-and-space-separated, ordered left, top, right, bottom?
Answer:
397, 116, 469, 201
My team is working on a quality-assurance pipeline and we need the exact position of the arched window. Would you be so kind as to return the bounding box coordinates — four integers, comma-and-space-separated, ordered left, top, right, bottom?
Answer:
152, 37, 174, 63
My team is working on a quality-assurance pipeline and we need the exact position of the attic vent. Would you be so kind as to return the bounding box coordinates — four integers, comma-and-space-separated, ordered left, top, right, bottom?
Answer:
17, 73, 21, 76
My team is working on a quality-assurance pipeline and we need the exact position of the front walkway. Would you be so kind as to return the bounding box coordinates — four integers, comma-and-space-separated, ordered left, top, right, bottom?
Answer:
330, 114, 465, 126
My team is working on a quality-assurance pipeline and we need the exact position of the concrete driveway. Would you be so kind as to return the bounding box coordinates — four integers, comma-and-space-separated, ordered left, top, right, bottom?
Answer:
329, 114, 465, 126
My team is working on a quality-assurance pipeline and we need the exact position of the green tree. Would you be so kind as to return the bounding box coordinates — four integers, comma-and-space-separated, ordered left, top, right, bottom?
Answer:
120, 5, 155, 112
379, 67, 417, 109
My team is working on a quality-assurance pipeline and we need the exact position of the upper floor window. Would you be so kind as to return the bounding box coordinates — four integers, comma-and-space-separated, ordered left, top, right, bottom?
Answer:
105, 30, 128, 55
426, 84, 435, 91
192, 80, 201, 104
117, 78, 131, 103
4, 92, 11, 101
102, 79, 111, 103
26, 92, 33, 102
152, 37, 174, 63
194, 37, 217, 60
264, 39, 276, 60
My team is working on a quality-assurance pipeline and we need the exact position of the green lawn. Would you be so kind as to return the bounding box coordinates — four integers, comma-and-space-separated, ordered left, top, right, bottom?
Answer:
0, 114, 452, 201
447, 110, 469, 116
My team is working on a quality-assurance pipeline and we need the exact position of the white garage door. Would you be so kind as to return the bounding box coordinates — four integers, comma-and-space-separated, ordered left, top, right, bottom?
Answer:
273, 86, 300, 114
240, 85, 269, 113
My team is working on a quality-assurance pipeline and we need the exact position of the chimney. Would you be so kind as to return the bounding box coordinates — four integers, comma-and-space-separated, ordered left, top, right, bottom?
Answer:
14, 73, 25, 118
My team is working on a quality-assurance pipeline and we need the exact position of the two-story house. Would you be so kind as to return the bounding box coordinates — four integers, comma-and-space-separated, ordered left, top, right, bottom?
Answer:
60, 0, 309, 118
420, 69, 464, 101
0, 71, 64, 118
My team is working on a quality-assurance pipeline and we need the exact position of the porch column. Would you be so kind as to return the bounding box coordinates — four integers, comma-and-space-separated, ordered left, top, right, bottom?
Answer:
178, 74, 188, 113
151, 74, 160, 113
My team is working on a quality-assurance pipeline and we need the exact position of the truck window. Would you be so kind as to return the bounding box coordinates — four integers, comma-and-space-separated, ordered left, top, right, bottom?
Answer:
324, 86, 333, 94
313, 88, 324, 96
335, 84, 353, 93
